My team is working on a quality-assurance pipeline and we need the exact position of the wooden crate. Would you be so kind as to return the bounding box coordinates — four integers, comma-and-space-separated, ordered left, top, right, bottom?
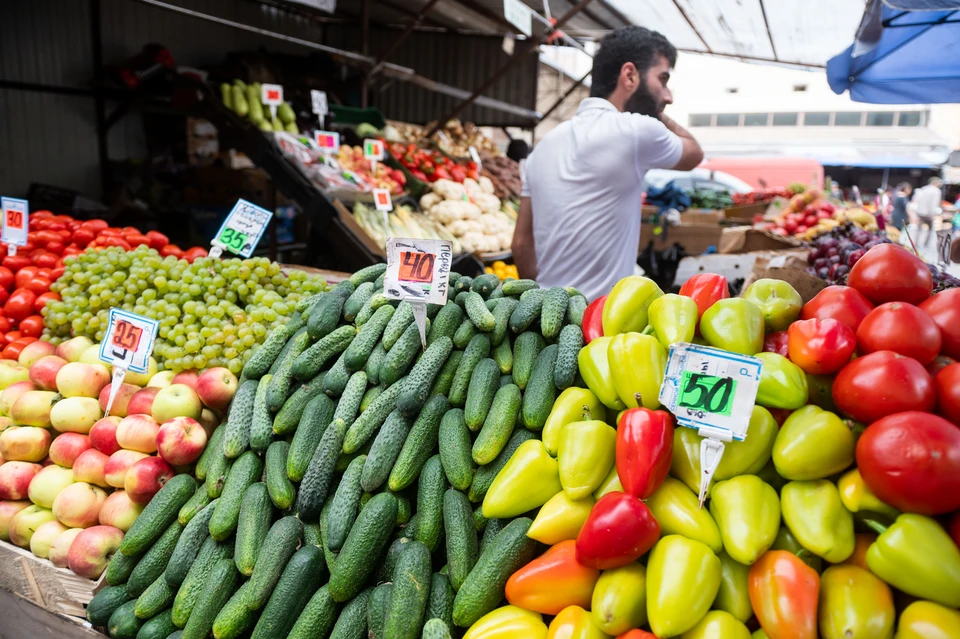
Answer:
0, 588, 102, 638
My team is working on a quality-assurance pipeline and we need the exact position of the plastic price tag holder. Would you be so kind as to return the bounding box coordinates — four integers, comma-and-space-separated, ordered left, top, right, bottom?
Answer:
100, 308, 159, 414
261, 83, 283, 121
373, 188, 393, 227
314, 130, 340, 156
1, 197, 29, 257
383, 238, 453, 348
364, 138, 385, 178
310, 89, 328, 127
469, 146, 482, 172
658, 342, 763, 506
209, 199, 272, 259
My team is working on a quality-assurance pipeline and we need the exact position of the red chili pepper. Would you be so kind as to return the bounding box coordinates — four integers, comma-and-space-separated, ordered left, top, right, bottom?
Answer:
616, 407, 674, 499
581, 295, 606, 344
575, 492, 660, 570
679, 274, 729, 328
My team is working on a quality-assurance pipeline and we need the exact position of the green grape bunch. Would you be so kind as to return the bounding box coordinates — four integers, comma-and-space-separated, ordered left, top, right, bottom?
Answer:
42, 245, 328, 374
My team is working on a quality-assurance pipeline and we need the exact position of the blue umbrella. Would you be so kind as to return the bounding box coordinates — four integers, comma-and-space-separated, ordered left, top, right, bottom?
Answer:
827, 0, 960, 103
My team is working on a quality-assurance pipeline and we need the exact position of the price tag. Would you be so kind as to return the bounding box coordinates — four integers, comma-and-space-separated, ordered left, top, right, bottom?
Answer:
384, 238, 454, 348
937, 229, 952, 266
310, 90, 328, 117
504, 0, 533, 36
363, 139, 384, 161
1, 197, 29, 255
261, 83, 283, 120
373, 189, 393, 212
210, 199, 272, 258
314, 130, 340, 155
469, 146, 482, 171
101, 309, 159, 374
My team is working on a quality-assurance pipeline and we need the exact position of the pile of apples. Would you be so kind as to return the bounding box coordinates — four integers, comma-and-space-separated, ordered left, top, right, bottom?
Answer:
0, 336, 237, 580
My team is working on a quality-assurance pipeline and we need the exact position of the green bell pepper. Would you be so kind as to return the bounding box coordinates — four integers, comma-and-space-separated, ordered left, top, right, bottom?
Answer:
577, 337, 625, 412
680, 610, 751, 639
601, 275, 663, 336
699, 298, 764, 355
754, 352, 809, 410
741, 278, 802, 332
542, 387, 607, 457
557, 420, 616, 501
646, 477, 723, 554
646, 535, 722, 638
709, 475, 780, 565
772, 405, 855, 480
648, 293, 698, 349
482, 440, 562, 519
770, 526, 823, 573
712, 551, 752, 624
608, 332, 666, 410
781, 480, 854, 563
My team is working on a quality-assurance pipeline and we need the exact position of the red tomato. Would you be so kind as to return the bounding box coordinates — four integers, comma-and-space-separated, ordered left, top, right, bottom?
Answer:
34, 230, 60, 246
124, 233, 150, 247
183, 247, 208, 263
31, 252, 59, 269
918, 288, 960, 361
929, 354, 957, 377
833, 351, 936, 424
2, 338, 34, 361
787, 318, 856, 375
4, 288, 37, 322
34, 291, 59, 313
0, 266, 13, 291
99, 227, 122, 237
0, 317, 10, 333
0, 289, 9, 307
14, 267, 38, 289
160, 244, 184, 258
18, 315, 43, 338
679, 274, 729, 323
62, 247, 81, 258
581, 295, 605, 344
122, 226, 140, 235
35, 268, 51, 280
51, 267, 65, 280
857, 411, 960, 515
145, 230, 169, 251
3, 331, 21, 345
763, 331, 789, 357
799, 285, 874, 332
2, 255, 31, 272
847, 243, 933, 305
101, 237, 132, 250
856, 302, 942, 365
72, 228, 95, 248
934, 364, 960, 426
32, 210, 53, 219
24, 278, 51, 295
81, 219, 108, 232
45, 241, 64, 256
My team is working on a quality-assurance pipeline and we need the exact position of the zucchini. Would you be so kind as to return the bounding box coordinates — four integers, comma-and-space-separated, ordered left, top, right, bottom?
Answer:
463, 292, 495, 332
177, 486, 211, 527
326, 454, 366, 552
287, 585, 337, 639
540, 286, 569, 340
344, 305, 394, 371
273, 372, 327, 435
211, 581, 256, 639
509, 289, 545, 334
448, 334, 491, 407
180, 558, 238, 639
164, 501, 216, 587
428, 573, 455, 629
343, 281, 374, 322
468, 430, 535, 503
329, 589, 372, 639
554, 324, 584, 390
343, 375, 407, 454
464, 358, 500, 431
414, 455, 446, 552
249, 373, 274, 453
388, 394, 449, 491
287, 393, 336, 481
379, 320, 426, 386
360, 410, 411, 492
443, 489, 479, 591
234, 483, 271, 576
328, 493, 398, 602
87, 585, 131, 626
245, 516, 304, 611
429, 350, 463, 397
293, 325, 356, 381
521, 344, 558, 430
426, 303, 463, 347
397, 337, 453, 417
473, 383, 521, 464
264, 441, 295, 510
511, 331, 545, 391
209, 451, 263, 541
383, 541, 432, 639
266, 330, 311, 411
295, 418, 347, 520
120, 475, 196, 558
242, 325, 290, 379
222, 379, 258, 459
250, 545, 325, 639
383, 301, 414, 351
438, 408, 474, 491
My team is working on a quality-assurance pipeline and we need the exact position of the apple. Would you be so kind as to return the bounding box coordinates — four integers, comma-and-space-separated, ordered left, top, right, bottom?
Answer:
157, 417, 207, 466
56, 336, 94, 363
67, 524, 124, 579
50, 397, 103, 434
11, 390, 61, 427
18, 340, 56, 368
104, 449, 149, 488
0, 360, 30, 391
152, 384, 202, 423
30, 519, 70, 558
98, 382, 139, 418
89, 416, 123, 455
72, 449, 110, 487
48, 432, 92, 467
29, 355, 68, 391
124, 457, 174, 505
52, 482, 108, 528
195, 367, 238, 411
147, 371, 175, 388
0, 416, 12, 434
0, 426, 52, 462
27, 464, 74, 508
56, 362, 111, 398
98, 490, 144, 532
0, 461, 43, 499
116, 414, 160, 453
78, 344, 105, 366
0, 380, 37, 416
127, 387, 160, 416
171, 369, 199, 390
8, 504, 56, 547
48, 527, 83, 567
0, 500, 31, 541
198, 408, 219, 438
118, 357, 158, 387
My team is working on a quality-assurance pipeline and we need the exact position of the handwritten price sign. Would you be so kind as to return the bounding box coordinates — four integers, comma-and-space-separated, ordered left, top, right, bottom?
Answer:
1, 197, 29, 249
261, 84, 283, 105
212, 199, 272, 258
398, 251, 435, 284
100, 309, 159, 373
384, 238, 452, 306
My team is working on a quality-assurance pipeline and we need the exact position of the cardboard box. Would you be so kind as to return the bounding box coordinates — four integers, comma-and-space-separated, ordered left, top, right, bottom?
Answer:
718, 226, 802, 254
679, 209, 724, 225
640, 222, 724, 255
743, 250, 826, 303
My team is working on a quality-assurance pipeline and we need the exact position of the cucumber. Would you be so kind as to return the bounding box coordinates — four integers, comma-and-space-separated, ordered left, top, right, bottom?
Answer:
319, 499, 339, 574
423, 618, 453, 639
287, 586, 337, 639
171, 537, 232, 628
249, 373, 274, 452
246, 516, 304, 611
264, 441, 295, 510
180, 559, 238, 639
453, 317, 478, 349
211, 582, 256, 639
222, 379, 258, 459
479, 518, 503, 556
414, 455, 446, 552
554, 324, 584, 389
388, 394, 449, 491
195, 425, 226, 482
360, 384, 384, 412
296, 418, 348, 520
367, 582, 393, 639
540, 286, 569, 340
360, 410, 411, 492
234, 483, 271, 576
490, 299, 518, 346
273, 372, 326, 435
177, 487, 211, 526
454, 276, 473, 294
136, 609, 175, 639
365, 341, 387, 385
463, 292, 495, 332
443, 489, 479, 591
566, 294, 587, 327
354, 295, 379, 327
330, 589, 372, 639
121, 475, 196, 558
383, 541, 432, 639
266, 330, 310, 411
204, 433, 231, 499
343, 375, 407, 454
473, 383, 521, 464
135, 574, 175, 620
343, 281, 374, 322
87, 585, 131, 626
383, 301, 414, 351
428, 573, 455, 629
512, 331, 545, 391
326, 454, 366, 552
108, 599, 143, 639
269, 328, 306, 377
296, 291, 324, 314
322, 350, 351, 396
427, 303, 463, 347
468, 430, 535, 502
286, 393, 335, 482
470, 273, 500, 297
293, 325, 356, 380
464, 358, 500, 431
333, 371, 367, 425
377, 537, 410, 582
499, 374, 514, 387
492, 336, 513, 374
509, 289, 545, 334
163, 500, 216, 587
429, 350, 462, 397
448, 334, 491, 407
344, 305, 394, 371
209, 451, 263, 541
106, 549, 139, 586
484, 298, 499, 311
501, 279, 538, 296
304, 522, 323, 548
307, 281, 353, 339
380, 320, 426, 386
521, 344, 558, 430
451, 518, 538, 627
250, 545, 325, 639
398, 337, 453, 417
349, 263, 387, 287
438, 408, 474, 491
242, 325, 290, 379
328, 493, 398, 602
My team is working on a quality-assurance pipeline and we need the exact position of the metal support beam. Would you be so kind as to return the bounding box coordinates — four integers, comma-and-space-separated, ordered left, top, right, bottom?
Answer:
448, 0, 525, 34
360, 0, 369, 107
676, 48, 822, 69
758, 0, 779, 62
370, 0, 443, 76
538, 69, 590, 122
374, 0, 451, 30
671, 0, 712, 53
90, 0, 109, 198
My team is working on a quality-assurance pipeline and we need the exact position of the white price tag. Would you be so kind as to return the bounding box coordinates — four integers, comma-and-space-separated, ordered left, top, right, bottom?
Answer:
310, 90, 328, 116
100, 309, 159, 374
261, 84, 284, 106
384, 238, 454, 349
503, 0, 533, 36
363, 138, 384, 161
211, 199, 272, 258
469, 146, 482, 171
1, 197, 29, 255
373, 189, 393, 212
314, 130, 340, 155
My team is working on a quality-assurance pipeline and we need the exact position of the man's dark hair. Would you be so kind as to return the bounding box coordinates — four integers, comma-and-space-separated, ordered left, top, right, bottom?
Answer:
590, 26, 677, 99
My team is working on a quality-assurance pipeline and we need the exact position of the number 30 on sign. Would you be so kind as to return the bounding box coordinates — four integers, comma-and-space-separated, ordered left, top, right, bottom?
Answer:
1, 197, 29, 248
100, 308, 159, 373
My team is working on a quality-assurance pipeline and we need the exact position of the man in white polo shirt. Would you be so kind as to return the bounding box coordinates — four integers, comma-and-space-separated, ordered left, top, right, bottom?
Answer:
512, 26, 703, 301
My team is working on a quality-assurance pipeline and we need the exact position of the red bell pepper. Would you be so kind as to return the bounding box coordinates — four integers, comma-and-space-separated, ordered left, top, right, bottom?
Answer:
763, 331, 789, 357
787, 318, 856, 375
617, 632, 658, 639
504, 540, 600, 615
581, 295, 606, 344
748, 550, 820, 639
679, 273, 729, 323
575, 492, 660, 570
616, 407, 673, 499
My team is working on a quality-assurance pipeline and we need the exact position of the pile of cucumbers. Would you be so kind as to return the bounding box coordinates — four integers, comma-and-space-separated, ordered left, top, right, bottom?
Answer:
220, 79, 299, 135
87, 263, 587, 639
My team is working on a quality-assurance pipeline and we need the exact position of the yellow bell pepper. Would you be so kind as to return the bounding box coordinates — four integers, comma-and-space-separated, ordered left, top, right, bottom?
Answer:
714, 551, 752, 623
646, 477, 723, 554
681, 610, 751, 639
483, 441, 562, 519
547, 606, 610, 639
558, 420, 616, 500
601, 275, 663, 336
608, 332, 666, 410
527, 491, 594, 546
591, 564, 647, 635
896, 601, 960, 639
577, 337, 625, 411
647, 535, 722, 637
819, 564, 895, 639
710, 475, 781, 565
648, 293, 698, 349
464, 605, 548, 639
542, 387, 607, 457
781, 480, 855, 564
838, 469, 900, 519
593, 465, 622, 500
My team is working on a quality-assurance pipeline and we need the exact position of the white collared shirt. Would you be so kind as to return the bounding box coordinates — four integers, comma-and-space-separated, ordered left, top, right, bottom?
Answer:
522, 98, 683, 301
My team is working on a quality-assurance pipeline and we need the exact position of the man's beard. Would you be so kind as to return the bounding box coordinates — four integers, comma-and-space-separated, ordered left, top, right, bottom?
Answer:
624, 79, 662, 117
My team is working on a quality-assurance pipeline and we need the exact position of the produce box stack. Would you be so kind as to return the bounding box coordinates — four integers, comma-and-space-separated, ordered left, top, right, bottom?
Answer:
86, 263, 589, 638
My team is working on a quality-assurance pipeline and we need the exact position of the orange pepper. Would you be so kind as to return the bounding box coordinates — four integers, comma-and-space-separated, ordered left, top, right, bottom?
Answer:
840, 533, 876, 572
748, 550, 820, 639
505, 540, 600, 615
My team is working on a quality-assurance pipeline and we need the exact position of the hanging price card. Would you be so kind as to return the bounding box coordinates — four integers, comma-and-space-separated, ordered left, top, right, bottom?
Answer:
314, 130, 340, 154
100, 309, 159, 374
211, 199, 272, 258
261, 84, 283, 106
384, 238, 453, 348
363, 139, 384, 161
373, 189, 393, 212
310, 90, 328, 117
1, 197, 29, 254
